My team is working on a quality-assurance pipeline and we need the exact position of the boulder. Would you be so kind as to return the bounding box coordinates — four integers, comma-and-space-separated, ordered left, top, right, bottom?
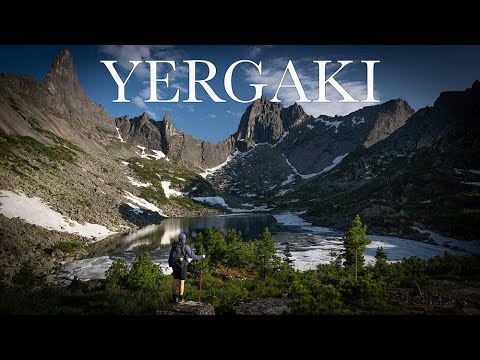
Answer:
156, 301, 215, 315
52, 248, 64, 258
232, 297, 290, 315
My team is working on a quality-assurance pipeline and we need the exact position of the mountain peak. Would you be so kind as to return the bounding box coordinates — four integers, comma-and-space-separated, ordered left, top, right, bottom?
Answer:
160, 113, 179, 137
234, 97, 310, 147
44, 48, 85, 99
50, 49, 75, 75
381, 98, 414, 113
140, 112, 150, 123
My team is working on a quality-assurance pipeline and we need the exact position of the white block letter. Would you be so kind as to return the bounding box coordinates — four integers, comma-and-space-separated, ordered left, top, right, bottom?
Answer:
225, 60, 266, 103
361, 60, 380, 102
144, 61, 179, 103
101, 60, 142, 102
271, 60, 310, 103
183, 60, 225, 102
314, 61, 358, 103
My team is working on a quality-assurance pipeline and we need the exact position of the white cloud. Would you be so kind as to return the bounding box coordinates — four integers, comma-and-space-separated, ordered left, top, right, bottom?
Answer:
99, 45, 188, 80
132, 96, 147, 109
140, 87, 151, 99
226, 110, 243, 118
99, 45, 190, 104
208, 113, 217, 119
146, 111, 158, 120
248, 45, 275, 58
243, 57, 381, 117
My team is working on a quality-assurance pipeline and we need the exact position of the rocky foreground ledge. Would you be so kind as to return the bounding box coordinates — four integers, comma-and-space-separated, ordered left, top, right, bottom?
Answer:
155, 297, 291, 315
156, 301, 215, 315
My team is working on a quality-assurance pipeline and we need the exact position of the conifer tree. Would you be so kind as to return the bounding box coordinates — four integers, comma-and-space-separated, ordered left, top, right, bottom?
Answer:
283, 242, 295, 268
254, 228, 281, 278
342, 215, 371, 280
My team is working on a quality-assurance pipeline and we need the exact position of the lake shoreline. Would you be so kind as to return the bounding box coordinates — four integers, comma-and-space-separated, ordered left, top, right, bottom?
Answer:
54, 212, 480, 285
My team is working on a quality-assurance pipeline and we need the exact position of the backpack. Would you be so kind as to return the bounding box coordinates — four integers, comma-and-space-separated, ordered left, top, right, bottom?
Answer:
168, 240, 186, 268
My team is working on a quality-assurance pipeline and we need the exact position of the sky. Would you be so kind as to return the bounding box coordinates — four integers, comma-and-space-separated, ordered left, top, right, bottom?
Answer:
0, 45, 479, 142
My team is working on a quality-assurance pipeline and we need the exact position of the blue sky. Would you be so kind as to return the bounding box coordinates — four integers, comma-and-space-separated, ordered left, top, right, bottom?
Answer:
0, 45, 479, 142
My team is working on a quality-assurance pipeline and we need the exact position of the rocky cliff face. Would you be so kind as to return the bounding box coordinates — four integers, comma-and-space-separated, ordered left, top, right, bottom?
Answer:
294, 81, 480, 239
2, 47, 478, 243
207, 98, 414, 198
0, 49, 222, 281
234, 96, 312, 149
116, 113, 236, 169
0, 49, 117, 153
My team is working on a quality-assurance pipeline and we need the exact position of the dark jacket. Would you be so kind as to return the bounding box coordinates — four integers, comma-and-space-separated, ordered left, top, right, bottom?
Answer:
180, 240, 203, 261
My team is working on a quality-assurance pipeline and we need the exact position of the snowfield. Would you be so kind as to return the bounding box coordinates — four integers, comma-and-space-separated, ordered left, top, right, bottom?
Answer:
124, 191, 167, 217
115, 127, 126, 142
0, 190, 115, 241
316, 118, 342, 133
274, 212, 480, 271
136, 146, 169, 161
283, 153, 349, 180
127, 176, 151, 188
200, 151, 241, 178
161, 181, 185, 198
192, 196, 272, 212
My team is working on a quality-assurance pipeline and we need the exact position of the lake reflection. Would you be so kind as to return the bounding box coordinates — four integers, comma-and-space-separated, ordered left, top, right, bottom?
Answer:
88, 213, 277, 257
57, 212, 480, 284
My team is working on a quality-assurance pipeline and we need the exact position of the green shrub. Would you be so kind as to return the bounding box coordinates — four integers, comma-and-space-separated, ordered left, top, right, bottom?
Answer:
202, 281, 248, 314
340, 273, 392, 311
105, 259, 129, 289
290, 284, 344, 315
56, 241, 80, 253
12, 263, 39, 291
140, 187, 167, 205
126, 253, 164, 291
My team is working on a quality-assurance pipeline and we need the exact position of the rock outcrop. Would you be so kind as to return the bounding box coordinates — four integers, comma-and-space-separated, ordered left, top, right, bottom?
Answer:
155, 301, 215, 315
300, 81, 480, 239
232, 298, 291, 315
208, 98, 414, 198
234, 96, 312, 149
0, 49, 117, 153
116, 113, 236, 169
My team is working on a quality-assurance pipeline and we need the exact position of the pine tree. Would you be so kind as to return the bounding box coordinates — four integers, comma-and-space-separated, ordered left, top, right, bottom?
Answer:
373, 246, 388, 276
342, 215, 371, 280
225, 229, 243, 274
254, 228, 281, 279
200, 228, 227, 270
375, 247, 387, 264
328, 250, 343, 271
282, 242, 295, 268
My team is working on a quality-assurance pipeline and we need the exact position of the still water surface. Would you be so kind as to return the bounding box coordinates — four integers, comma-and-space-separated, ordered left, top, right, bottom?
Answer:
57, 213, 477, 283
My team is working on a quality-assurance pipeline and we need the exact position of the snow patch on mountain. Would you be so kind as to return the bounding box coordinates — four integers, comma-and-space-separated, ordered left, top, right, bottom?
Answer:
316, 118, 342, 133
0, 190, 115, 241
200, 151, 241, 178
352, 116, 365, 126
272, 131, 289, 147
116, 127, 125, 142
193, 196, 272, 213
124, 191, 167, 217
281, 174, 295, 186
136, 146, 169, 161
161, 181, 185, 198
127, 176, 151, 188
283, 153, 349, 180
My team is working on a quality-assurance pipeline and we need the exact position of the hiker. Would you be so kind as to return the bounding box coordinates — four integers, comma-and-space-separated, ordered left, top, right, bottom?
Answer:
170, 232, 205, 303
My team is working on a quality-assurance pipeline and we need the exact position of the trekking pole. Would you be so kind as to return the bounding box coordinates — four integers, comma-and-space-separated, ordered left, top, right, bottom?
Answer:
198, 257, 203, 303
